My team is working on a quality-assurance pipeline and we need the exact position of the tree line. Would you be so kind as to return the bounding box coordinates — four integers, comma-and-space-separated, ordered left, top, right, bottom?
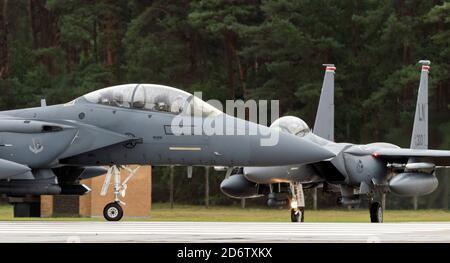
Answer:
0, 0, 449, 209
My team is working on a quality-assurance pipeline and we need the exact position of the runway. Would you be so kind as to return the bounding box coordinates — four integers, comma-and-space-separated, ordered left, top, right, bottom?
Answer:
0, 221, 449, 242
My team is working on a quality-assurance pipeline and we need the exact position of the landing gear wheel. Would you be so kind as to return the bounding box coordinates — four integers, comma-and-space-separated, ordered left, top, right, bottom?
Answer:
290, 208, 305, 222
103, 202, 123, 221
301, 208, 305, 222
370, 202, 383, 223
291, 209, 299, 222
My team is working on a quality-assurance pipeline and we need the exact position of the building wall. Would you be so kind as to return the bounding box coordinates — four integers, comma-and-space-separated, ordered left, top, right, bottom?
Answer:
40, 195, 53, 217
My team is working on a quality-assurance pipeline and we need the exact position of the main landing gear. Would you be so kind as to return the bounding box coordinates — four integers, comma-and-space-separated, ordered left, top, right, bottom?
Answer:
101, 165, 140, 221
369, 201, 383, 223
289, 182, 305, 222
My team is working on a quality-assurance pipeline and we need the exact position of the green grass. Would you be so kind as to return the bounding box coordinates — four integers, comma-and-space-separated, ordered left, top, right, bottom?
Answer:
149, 204, 450, 223
1, 203, 449, 222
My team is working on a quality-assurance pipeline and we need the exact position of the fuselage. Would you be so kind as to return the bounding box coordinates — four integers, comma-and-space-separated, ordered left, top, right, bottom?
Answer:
243, 132, 398, 187
0, 89, 334, 169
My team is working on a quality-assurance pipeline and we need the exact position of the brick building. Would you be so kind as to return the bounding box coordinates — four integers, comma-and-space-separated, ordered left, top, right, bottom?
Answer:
41, 165, 152, 218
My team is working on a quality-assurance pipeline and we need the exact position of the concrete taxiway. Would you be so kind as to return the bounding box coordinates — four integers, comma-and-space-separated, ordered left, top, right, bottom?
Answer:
0, 221, 449, 243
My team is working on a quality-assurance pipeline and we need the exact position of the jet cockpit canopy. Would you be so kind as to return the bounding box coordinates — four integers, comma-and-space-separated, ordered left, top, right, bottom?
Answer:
79, 84, 222, 117
270, 116, 311, 137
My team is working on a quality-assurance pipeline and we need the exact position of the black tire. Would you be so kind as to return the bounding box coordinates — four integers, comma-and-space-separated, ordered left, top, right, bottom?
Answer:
370, 202, 383, 223
300, 208, 305, 222
291, 208, 299, 222
290, 208, 304, 223
103, 202, 124, 221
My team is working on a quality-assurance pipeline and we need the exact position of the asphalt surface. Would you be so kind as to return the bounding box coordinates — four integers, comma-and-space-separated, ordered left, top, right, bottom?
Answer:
0, 221, 449, 243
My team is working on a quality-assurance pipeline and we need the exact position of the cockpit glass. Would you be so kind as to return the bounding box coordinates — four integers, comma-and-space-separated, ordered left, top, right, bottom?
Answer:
81, 84, 222, 117
270, 116, 310, 137
132, 84, 190, 114
83, 84, 135, 108
187, 96, 222, 118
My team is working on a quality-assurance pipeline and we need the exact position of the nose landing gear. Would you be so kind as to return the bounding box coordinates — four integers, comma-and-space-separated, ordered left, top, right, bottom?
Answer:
290, 207, 305, 222
100, 165, 140, 221
289, 182, 305, 222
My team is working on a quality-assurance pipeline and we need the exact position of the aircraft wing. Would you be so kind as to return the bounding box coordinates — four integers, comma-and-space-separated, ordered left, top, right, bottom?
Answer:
373, 148, 450, 160
324, 144, 347, 156
321, 141, 351, 157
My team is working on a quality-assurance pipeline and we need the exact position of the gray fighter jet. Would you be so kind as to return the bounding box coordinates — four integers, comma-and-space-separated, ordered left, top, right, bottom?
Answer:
220, 61, 450, 223
0, 84, 335, 220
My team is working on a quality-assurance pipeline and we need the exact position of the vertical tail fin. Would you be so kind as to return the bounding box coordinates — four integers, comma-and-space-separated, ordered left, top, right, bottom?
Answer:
313, 64, 335, 141
410, 60, 430, 150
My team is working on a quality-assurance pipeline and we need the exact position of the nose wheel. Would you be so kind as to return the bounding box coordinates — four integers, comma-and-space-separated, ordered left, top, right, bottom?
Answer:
291, 207, 305, 222
103, 202, 124, 221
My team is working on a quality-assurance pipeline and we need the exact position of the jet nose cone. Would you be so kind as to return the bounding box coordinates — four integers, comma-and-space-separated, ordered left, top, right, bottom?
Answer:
250, 129, 335, 166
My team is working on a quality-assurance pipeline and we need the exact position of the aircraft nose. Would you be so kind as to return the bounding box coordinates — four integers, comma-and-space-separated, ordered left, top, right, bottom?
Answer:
249, 130, 335, 166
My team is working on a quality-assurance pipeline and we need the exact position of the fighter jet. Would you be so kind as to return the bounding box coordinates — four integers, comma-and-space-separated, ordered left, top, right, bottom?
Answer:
220, 60, 450, 223
0, 83, 334, 220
